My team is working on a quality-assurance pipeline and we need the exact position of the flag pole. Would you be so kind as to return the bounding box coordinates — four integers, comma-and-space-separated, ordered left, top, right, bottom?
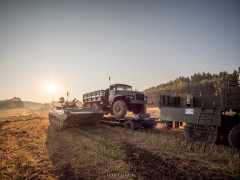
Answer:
67, 91, 69, 102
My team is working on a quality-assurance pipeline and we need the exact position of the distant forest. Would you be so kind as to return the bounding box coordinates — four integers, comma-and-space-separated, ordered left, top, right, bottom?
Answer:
0, 97, 25, 109
143, 69, 239, 106
0, 98, 83, 110
23, 101, 42, 109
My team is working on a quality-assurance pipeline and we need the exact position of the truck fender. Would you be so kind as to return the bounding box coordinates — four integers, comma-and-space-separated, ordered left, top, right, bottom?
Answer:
110, 95, 129, 107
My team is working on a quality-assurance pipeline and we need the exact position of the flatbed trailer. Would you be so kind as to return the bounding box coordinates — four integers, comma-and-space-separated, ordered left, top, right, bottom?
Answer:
100, 113, 158, 130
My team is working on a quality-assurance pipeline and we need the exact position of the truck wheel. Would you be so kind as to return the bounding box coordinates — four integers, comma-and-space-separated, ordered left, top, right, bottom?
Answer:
125, 121, 135, 130
113, 100, 127, 118
184, 123, 217, 144
86, 103, 91, 108
92, 103, 99, 110
228, 124, 240, 148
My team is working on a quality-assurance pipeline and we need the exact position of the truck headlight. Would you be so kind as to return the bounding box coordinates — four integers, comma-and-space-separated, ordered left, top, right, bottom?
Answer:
131, 96, 134, 100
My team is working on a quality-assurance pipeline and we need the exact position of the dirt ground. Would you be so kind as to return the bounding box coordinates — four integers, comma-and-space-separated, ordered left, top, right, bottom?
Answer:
0, 108, 239, 180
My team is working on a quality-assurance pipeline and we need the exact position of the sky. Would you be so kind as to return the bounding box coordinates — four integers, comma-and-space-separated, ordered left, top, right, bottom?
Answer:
0, 0, 239, 103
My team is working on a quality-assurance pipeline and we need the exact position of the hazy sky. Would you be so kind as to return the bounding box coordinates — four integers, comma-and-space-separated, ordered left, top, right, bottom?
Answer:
0, 0, 239, 103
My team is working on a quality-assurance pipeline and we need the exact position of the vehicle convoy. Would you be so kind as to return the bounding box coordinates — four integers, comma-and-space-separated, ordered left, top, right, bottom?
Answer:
83, 84, 152, 118
159, 67, 240, 149
49, 97, 103, 130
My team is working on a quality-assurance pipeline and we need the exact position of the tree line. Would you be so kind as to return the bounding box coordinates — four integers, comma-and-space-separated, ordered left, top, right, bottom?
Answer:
0, 97, 25, 109
143, 69, 239, 106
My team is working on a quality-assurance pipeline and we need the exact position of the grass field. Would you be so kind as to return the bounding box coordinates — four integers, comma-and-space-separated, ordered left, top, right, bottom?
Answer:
0, 108, 240, 180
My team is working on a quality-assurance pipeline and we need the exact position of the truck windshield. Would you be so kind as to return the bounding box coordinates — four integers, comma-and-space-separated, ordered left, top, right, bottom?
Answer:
116, 85, 132, 91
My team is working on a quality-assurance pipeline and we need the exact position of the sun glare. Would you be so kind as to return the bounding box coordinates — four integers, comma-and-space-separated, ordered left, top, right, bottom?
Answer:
47, 84, 56, 93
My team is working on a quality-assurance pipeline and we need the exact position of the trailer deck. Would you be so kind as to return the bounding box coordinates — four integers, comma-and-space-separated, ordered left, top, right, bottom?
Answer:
100, 114, 158, 130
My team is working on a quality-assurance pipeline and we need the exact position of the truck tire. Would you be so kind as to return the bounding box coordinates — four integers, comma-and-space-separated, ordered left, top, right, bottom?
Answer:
125, 121, 135, 130
92, 103, 99, 110
184, 123, 217, 144
86, 103, 91, 108
113, 100, 127, 118
228, 124, 240, 149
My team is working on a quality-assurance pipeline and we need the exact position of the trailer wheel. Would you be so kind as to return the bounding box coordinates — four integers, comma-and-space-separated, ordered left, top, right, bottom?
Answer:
143, 123, 155, 129
113, 100, 127, 118
184, 123, 217, 144
92, 103, 99, 110
125, 121, 135, 130
228, 124, 240, 149
86, 103, 92, 108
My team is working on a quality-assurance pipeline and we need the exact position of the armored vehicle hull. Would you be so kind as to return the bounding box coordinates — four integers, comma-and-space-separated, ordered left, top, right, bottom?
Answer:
49, 108, 103, 130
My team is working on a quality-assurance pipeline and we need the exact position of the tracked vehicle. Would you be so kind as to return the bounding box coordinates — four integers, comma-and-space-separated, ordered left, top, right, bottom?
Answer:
49, 97, 103, 130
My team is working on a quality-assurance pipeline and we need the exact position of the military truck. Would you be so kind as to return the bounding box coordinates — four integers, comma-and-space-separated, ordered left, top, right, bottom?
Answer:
159, 67, 240, 149
83, 84, 152, 118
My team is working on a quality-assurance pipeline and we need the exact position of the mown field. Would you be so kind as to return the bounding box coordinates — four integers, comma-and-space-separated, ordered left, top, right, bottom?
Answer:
0, 108, 240, 180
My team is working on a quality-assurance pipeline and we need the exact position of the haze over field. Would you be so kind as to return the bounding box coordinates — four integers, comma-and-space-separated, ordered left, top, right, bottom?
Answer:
0, 0, 239, 103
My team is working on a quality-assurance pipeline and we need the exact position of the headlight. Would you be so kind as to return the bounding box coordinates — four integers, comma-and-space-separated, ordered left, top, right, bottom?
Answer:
131, 96, 134, 100
145, 97, 147, 101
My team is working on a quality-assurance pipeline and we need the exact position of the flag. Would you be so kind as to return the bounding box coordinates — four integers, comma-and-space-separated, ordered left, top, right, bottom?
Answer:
109, 76, 110, 81
67, 91, 69, 96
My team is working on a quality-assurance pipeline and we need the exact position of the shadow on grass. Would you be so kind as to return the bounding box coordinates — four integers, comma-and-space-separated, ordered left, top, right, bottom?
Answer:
45, 126, 83, 180
45, 124, 128, 180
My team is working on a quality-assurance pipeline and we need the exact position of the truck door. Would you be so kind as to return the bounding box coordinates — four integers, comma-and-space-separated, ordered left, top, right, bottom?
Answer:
109, 86, 115, 104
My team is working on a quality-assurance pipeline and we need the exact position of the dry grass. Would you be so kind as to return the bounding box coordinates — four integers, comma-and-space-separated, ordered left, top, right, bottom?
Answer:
0, 108, 239, 180
126, 107, 160, 118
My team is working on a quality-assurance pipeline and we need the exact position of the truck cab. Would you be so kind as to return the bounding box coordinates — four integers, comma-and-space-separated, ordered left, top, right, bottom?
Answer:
108, 84, 147, 106
109, 84, 133, 103
108, 84, 132, 104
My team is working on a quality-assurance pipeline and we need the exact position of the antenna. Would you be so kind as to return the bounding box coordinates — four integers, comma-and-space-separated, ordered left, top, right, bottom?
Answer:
66, 77, 71, 102
107, 70, 111, 86
46, 68, 55, 106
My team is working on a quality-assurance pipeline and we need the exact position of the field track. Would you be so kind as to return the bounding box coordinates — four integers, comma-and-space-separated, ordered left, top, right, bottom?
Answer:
0, 108, 239, 180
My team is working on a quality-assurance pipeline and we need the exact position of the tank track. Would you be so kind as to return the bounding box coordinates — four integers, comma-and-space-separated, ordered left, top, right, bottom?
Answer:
49, 114, 68, 130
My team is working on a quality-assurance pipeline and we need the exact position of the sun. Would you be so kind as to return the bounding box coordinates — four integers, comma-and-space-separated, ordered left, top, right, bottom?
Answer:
47, 84, 56, 93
